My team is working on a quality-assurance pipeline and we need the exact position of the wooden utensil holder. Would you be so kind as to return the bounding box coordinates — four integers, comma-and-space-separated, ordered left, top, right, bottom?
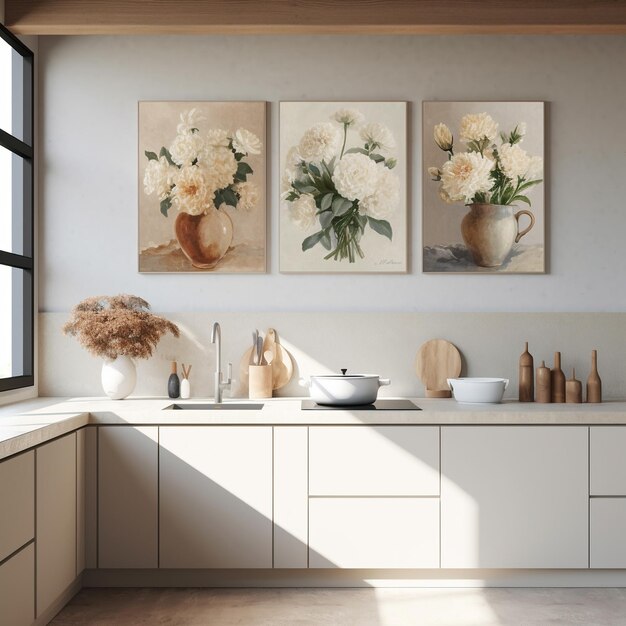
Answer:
249, 365, 272, 399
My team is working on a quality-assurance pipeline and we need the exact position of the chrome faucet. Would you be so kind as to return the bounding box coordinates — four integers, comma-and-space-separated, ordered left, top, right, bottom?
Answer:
210, 322, 232, 404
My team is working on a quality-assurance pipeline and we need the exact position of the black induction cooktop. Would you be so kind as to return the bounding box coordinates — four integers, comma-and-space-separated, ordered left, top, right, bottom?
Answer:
301, 399, 421, 410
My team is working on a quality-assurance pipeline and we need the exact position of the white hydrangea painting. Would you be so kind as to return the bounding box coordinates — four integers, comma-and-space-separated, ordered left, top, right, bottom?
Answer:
138, 101, 266, 273
423, 101, 545, 274
280, 102, 407, 273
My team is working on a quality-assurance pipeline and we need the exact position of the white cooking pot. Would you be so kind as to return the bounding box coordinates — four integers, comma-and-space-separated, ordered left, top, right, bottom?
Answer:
447, 377, 509, 404
300, 372, 391, 406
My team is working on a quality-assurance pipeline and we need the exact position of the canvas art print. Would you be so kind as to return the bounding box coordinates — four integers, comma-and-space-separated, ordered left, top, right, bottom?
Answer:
138, 101, 266, 273
423, 101, 545, 273
280, 102, 407, 273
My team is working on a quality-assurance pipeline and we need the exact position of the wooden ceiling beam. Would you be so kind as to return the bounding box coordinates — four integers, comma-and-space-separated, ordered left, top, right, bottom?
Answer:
5, 0, 626, 35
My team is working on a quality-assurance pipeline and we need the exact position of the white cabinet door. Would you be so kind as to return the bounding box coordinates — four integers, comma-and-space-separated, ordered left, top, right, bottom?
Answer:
274, 427, 308, 568
309, 498, 439, 568
591, 499, 626, 568
309, 426, 439, 496
99, 426, 158, 568
0, 544, 34, 626
160, 426, 273, 568
37, 433, 77, 615
441, 426, 588, 569
590, 427, 626, 495
0, 450, 34, 562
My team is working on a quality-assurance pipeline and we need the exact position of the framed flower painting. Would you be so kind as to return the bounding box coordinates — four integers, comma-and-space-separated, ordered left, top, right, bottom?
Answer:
423, 101, 545, 274
279, 102, 408, 273
138, 101, 266, 273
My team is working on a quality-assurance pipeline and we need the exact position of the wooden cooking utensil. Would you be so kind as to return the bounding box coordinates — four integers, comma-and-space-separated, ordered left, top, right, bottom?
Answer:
262, 328, 294, 390
239, 329, 294, 391
415, 339, 462, 398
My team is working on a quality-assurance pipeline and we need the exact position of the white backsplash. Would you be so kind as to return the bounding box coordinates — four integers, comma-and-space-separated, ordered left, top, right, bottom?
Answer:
39, 312, 626, 400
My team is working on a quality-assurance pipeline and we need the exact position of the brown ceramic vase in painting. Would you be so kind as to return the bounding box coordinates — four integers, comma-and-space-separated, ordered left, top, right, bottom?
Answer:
461, 203, 535, 268
174, 208, 233, 269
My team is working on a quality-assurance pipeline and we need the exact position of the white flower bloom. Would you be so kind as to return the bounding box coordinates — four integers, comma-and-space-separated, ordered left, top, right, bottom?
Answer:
283, 146, 303, 185
360, 165, 400, 219
298, 123, 342, 162
516, 122, 527, 138
459, 112, 499, 143
232, 128, 262, 155
176, 108, 204, 135
434, 123, 453, 151
169, 131, 206, 166
498, 143, 532, 180
332, 108, 365, 127
332, 153, 379, 202
205, 128, 230, 148
289, 194, 317, 230
428, 166, 442, 180
170, 165, 213, 215
440, 152, 494, 203
202, 147, 238, 191
360, 122, 396, 151
234, 181, 259, 212
439, 187, 454, 204
143, 156, 177, 200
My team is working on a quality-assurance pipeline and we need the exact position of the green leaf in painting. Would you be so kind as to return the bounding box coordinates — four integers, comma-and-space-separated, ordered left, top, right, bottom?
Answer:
159, 147, 176, 167
369, 153, 385, 163
320, 231, 332, 250
320, 193, 334, 212
302, 231, 324, 252
235, 161, 253, 182
308, 163, 321, 177
343, 147, 369, 156
159, 197, 172, 217
319, 210, 333, 230
332, 197, 352, 216
367, 216, 393, 240
511, 195, 531, 206
221, 187, 239, 207
145, 150, 158, 161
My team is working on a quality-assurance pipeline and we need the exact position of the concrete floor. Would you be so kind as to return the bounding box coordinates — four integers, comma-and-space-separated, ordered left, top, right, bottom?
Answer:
50, 587, 626, 625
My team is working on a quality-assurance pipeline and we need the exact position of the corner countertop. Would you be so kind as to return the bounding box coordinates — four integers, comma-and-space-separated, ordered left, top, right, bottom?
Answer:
3, 395, 626, 461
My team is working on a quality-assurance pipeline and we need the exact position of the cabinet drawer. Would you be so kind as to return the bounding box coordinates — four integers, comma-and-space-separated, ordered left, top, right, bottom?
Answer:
0, 544, 34, 626
590, 427, 626, 495
309, 426, 439, 496
309, 498, 439, 568
591, 499, 626, 568
0, 451, 34, 561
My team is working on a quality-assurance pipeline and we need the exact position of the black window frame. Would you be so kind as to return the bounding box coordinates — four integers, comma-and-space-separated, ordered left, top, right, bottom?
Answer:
0, 24, 34, 393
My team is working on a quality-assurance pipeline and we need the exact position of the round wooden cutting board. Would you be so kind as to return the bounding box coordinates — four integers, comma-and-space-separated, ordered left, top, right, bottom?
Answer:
415, 339, 462, 398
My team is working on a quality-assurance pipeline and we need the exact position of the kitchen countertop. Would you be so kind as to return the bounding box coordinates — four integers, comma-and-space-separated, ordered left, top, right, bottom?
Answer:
3, 396, 626, 460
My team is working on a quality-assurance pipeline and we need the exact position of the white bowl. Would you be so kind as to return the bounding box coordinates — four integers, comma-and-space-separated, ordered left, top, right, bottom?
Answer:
300, 374, 391, 406
447, 377, 509, 404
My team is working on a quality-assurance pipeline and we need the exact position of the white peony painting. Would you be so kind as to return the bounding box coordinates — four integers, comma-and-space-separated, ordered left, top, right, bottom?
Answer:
280, 102, 407, 273
138, 101, 266, 273
423, 101, 545, 274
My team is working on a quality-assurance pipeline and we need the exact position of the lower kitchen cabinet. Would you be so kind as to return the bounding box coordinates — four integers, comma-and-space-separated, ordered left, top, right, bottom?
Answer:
159, 426, 273, 568
99, 426, 159, 568
309, 497, 439, 569
37, 433, 77, 615
591, 498, 626, 568
441, 426, 588, 569
0, 543, 34, 626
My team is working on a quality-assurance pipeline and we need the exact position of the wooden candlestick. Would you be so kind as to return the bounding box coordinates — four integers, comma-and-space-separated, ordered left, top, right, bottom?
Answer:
566, 368, 583, 403
550, 352, 566, 403
519, 341, 534, 402
587, 349, 602, 403
536, 361, 552, 403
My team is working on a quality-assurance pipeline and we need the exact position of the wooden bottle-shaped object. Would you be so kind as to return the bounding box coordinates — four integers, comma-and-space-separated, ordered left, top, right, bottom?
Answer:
587, 350, 602, 403
536, 361, 552, 403
566, 368, 583, 403
519, 341, 534, 402
550, 352, 565, 403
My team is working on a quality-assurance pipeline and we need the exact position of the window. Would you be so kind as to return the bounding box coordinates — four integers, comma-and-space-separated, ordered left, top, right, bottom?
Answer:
0, 25, 34, 392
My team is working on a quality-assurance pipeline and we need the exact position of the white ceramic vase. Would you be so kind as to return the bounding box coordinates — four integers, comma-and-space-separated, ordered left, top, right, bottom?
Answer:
101, 355, 136, 400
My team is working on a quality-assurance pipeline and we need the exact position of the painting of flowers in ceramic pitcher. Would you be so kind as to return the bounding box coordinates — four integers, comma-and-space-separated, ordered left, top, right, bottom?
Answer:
423, 101, 545, 274
138, 101, 266, 273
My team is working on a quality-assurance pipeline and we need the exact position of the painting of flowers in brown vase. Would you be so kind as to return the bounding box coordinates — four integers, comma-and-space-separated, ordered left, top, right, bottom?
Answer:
138, 101, 266, 273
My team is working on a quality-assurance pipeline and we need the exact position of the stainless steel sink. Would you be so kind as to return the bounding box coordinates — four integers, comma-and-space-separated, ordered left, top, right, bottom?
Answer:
163, 403, 264, 411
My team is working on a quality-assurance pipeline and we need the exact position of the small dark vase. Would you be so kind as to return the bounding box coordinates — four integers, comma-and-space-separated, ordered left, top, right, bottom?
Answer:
168, 361, 180, 399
